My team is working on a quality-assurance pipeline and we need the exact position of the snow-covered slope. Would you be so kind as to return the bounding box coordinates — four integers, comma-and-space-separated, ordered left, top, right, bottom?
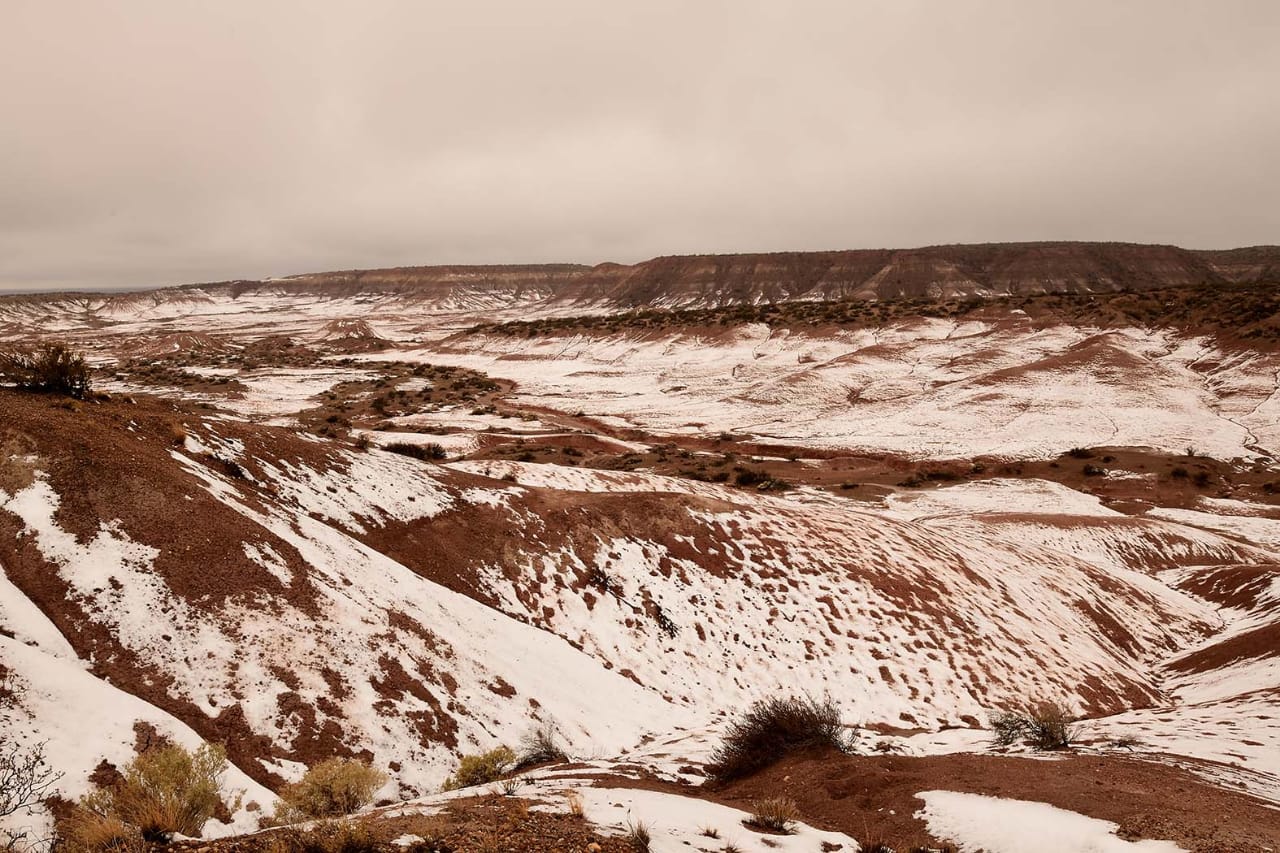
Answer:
3, 393, 1266, 806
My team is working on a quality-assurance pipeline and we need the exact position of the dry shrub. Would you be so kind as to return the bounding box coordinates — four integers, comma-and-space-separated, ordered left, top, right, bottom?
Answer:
441, 746, 514, 791
65, 742, 233, 845
514, 721, 566, 770
708, 696, 851, 782
385, 442, 447, 461
990, 700, 1078, 750
59, 812, 148, 853
743, 797, 798, 834
0, 343, 92, 399
273, 758, 387, 822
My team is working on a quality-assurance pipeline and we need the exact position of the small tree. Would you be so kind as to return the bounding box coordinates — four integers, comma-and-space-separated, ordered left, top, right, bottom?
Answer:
1, 740, 63, 852
0, 344, 91, 399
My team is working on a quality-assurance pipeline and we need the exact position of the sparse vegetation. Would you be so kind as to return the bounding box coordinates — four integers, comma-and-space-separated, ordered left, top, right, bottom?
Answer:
2, 740, 63, 852
563, 789, 585, 819
0, 343, 92, 399
272, 757, 387, 822
262, 819, 381, 853
63, 742, 235, 846
989, 700, 1079, 750
385, 442, 447, 461
515, 721, 566, 770
441, 746, 515, 791
743, 797, 798, 834
708, 695, 852, 782
624, 818, 651, 852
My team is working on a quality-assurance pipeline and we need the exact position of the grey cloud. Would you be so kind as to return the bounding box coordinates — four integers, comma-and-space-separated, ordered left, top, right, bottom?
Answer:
2, 0, 1278, 291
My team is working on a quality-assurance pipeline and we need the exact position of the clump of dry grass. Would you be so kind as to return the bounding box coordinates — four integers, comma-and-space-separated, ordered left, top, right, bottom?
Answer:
624, 818, 651, 852
563, 789, 585, 819
743, 797, 798, 834
262, 819, 381, 853
163, 418, 188, 447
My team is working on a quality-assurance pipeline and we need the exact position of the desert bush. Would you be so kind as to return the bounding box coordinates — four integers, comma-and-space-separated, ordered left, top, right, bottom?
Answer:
440, 746, 514, 791
989, 700, 1078, 750
1082, 464, 1105, 477
707, 696, 851, 782
273, 758, 386, 822
515, 721, 566, 770
1066, 447, 1094, 459
743, 797, 798, 833
1170, 466, 1189, 479
70, 742, 233, 843
386, 442, 447, 461
0, 343, 92, 399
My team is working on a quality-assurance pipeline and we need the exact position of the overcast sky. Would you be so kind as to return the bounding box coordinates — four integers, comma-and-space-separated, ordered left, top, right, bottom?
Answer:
2, 1, 1278, 292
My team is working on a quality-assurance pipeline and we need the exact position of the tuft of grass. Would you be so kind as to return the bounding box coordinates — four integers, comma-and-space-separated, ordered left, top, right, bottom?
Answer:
743, 797, 798, 834
699, 826, 721, 838
492, 776, 522, 797
625, 819, 651, 852
263, 820, 381, 853
708, 695, 852, 782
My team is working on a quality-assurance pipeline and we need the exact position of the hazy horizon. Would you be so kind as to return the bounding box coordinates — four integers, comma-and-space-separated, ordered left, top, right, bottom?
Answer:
4, 1, 1278, 292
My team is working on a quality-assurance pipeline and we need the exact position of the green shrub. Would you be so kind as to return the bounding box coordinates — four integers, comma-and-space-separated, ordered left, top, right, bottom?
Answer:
274, 758, 387, 821
441, 746, 515, 791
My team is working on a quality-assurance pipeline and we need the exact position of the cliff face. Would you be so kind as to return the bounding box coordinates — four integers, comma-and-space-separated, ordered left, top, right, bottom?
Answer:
233, 242, 1280, 307
5, 242, 1279, 314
